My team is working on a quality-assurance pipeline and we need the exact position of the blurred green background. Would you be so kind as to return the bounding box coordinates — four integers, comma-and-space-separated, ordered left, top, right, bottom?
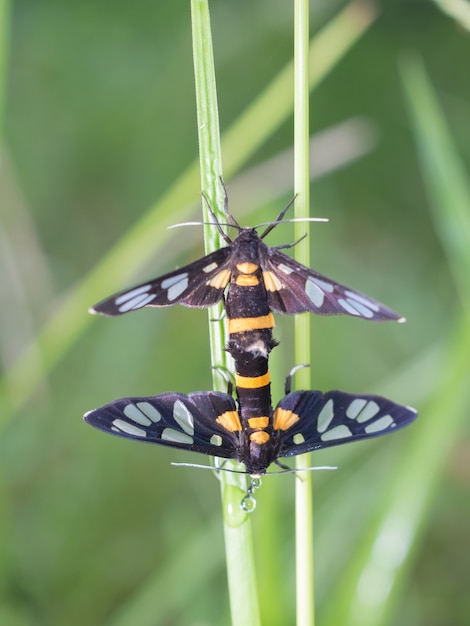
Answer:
1, 0, 470, 624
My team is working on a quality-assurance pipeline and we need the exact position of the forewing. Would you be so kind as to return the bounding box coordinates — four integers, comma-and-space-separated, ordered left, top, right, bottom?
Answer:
274, 390, 417, 458
84, 391, 241, 460
91, 247, 232, 316
263, 247, 404, 321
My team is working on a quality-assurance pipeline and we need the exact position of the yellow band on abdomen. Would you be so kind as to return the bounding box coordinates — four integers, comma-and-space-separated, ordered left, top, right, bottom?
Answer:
228, 313, 275, 334
235, 372, 271, 389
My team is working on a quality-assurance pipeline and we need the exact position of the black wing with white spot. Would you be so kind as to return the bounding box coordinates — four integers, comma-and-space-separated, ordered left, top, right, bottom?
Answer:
262, 246, 404, 321
84, 391, 242, 460
90, 247, 233, 316
275, 390, 417, 458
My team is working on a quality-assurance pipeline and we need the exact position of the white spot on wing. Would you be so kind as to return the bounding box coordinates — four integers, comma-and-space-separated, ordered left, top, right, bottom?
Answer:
123, 404, 152, 426
305, 278, 325, 308
321, 425, 352, 441
118, 293, 157, 312
278, 263, 294, 275
210, 434, 223, 446
112, 419, 147, 437
365, 415, 395, 433
162, 273, 189, 301
203, 262, 218, 273
346, 398, 367, 419
293, 433, 305, 445
173, 400, 194, 435
317, 399, 334, 433
162, 428, 193, 444
337, 298, 362, 316
136, 402, 162, 422
308, 276, 335, 293
346, 298, 374, 318
345, 290, 380, 312
115, 284, 152, 304
349, 400, 380, 423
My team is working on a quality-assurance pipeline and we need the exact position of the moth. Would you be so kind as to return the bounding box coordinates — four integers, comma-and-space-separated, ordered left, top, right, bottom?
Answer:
85, 195, 415, 476
84, 387, 417, 476
90, 199, 404, 324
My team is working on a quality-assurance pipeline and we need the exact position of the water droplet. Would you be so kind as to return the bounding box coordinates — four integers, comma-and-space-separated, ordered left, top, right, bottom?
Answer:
241, 494, 257, 512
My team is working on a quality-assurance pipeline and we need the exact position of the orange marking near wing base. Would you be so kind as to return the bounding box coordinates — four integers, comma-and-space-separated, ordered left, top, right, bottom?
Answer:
206, 269, 231, 289
216, 411, 242, 432
228, 313, 275, 334
263, 271, 284, 292
235, 274, 259, 287
236, 262, 259, 274
250, 431, 270, 445
235, 372, 271, 389
273, 408, 300, 431
248, 417, 269, 429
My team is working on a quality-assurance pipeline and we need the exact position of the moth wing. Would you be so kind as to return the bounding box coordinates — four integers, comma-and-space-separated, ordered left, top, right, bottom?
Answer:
263, 247, 404, 321
274, 390, 417, 458
91, 247, 232, 316
84, 391, 241, 460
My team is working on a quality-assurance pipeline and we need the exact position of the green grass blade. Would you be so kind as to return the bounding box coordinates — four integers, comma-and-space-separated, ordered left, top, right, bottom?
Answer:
191, 2, 261, 625
293, 1, 314, 625
0, 0, 10, 138
322, 54, 470, 626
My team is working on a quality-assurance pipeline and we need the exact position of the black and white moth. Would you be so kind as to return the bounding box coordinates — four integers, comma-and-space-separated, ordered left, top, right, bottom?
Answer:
90, 202, 404, 323
84, 388, 417, 476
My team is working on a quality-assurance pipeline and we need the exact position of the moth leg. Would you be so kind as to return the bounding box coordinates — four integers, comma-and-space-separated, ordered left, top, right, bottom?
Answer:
260, 194, 298, 238
284, 363, 311, 395
212, 366, 234, 396
274, 232, 308, 251
201, 191, 233, 244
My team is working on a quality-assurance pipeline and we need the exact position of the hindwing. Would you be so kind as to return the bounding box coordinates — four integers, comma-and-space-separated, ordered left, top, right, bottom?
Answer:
91, 247, 233, 316
274, 390, 417, 458
84, 391, 242, 460
262, 246, 403, 321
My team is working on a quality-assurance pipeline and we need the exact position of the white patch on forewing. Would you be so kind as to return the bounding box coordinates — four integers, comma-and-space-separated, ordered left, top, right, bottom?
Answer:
136, 402, 162, 422
173, 400, 194, 435
123, 404, 152, 426
305, 278, 325, 308
345, 290, 379, 312
317, 399, 335, 433
115, 285, 152, 304
161, 428, 194, 444
210, 434, 223, 446
202, 262, 218, 273
161, 273, 189, 301
365, 415, 395, 433
115, 285, 157, 312
337, 298, 362, 316
347, 400, 380, 423
112, 419, 147, 437
308, 276, 335, 293
278, 263, 294, 275
321, 425, 352, 441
